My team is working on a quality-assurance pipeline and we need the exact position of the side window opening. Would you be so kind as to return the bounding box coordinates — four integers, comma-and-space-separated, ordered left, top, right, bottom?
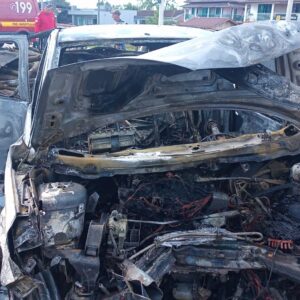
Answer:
0, 40, 21, 98
0, 39, 39, 99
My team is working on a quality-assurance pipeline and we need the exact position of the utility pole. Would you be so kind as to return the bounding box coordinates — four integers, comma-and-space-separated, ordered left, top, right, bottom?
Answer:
286, 0, 294, 21
97, 0, 101, 24
158, 0, 165, 25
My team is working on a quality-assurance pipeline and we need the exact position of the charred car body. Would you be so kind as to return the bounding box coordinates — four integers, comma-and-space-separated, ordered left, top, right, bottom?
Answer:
1, 23, 300, 299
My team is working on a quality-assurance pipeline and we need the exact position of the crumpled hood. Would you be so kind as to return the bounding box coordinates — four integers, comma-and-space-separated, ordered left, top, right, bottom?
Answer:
29, 21, 300, 149
139, 21, 300, 69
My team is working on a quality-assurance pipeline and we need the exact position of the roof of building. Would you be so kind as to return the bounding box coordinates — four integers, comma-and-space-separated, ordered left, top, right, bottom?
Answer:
136, 10, 184, 19
136, 10, 154, 18
176, 15, 185, 23
179, 17, 236, 30
164, 10, 184, 18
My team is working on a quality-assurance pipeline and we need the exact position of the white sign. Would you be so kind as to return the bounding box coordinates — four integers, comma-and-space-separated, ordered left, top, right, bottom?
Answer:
10, 1, 33, 14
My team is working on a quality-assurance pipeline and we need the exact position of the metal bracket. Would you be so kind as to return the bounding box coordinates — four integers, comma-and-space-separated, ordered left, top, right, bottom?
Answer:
85, 214, 108, 256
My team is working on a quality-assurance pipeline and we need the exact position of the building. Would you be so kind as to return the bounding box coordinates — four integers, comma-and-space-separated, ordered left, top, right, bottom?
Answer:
179, 17, 237, 30
135, 10, 184, 24
245, 0, 300, 21
68, 6, 137, 25
183, 1, 245, 22
135, 10, 153, 24
182, 0, 300, 22
165, 10, 185, 23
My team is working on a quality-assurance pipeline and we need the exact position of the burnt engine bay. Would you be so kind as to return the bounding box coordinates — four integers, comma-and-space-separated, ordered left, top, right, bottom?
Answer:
11, 110, 300, 299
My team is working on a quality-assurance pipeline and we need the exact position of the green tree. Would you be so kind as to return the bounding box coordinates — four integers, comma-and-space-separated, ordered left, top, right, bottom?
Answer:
138, 0, 178, 10
104, 1, 112, 11
146, 10, 158, 23
145, 10, 176, 24
165, 0, 176, 10
52, 0, 70, 9
123, 3, 139, 10
138, 0, 157, 10
111, 2, 138, 11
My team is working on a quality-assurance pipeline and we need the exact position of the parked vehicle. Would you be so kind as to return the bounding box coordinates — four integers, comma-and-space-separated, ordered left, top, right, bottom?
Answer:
1, 23, 300, 299
0, 0, 39, 34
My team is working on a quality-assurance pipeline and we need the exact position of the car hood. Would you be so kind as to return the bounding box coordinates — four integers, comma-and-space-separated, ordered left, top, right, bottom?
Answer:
30, 21, 300, 149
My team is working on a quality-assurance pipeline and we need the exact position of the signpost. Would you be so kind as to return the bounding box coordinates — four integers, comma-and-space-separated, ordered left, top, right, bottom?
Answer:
97, 0, 100, 24
286, 0, 294, 21
158, 0, 165, 25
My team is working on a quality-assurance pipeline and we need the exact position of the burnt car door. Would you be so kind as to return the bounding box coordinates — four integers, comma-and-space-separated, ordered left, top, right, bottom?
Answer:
0, 35, 29, 173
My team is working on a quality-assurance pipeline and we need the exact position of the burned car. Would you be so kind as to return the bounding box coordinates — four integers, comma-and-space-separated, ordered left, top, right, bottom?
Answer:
2, 22, 300, 299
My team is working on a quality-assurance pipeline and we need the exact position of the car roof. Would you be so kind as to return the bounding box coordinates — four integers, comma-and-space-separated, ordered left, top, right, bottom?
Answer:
57, 24, 210, 44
